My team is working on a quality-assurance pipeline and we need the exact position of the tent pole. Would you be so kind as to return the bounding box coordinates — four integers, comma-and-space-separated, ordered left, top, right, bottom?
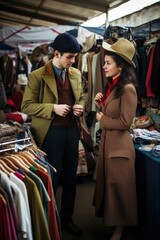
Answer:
105, 7, 109, 28
2, 26, 31, 42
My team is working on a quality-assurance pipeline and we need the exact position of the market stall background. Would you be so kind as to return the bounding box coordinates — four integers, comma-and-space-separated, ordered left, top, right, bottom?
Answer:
0, 0, 128, 27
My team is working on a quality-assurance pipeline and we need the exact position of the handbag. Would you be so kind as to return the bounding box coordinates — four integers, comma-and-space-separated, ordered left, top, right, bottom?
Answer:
78, 121, 93, 152
76, 117, 96, 172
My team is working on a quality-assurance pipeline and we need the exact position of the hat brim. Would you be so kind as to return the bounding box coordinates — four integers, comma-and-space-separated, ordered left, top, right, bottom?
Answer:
102, 41, 135, 68
17, 80, 28, 85
82, 34, 97, 52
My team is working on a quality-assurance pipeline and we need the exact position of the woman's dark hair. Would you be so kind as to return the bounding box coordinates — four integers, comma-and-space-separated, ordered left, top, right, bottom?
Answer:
103, 50, 138, 98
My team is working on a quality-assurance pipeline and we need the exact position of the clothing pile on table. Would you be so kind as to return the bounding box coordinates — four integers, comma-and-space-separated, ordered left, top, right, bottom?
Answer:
132, 128, 160, 144
151, 145, 160, 157
132, 128, 160, 158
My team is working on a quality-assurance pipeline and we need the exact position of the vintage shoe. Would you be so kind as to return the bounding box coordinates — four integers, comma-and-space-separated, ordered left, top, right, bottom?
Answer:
61, 221, 83, 236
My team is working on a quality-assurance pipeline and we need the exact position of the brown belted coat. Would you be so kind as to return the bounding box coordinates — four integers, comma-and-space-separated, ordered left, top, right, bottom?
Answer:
93, 83, 138, 226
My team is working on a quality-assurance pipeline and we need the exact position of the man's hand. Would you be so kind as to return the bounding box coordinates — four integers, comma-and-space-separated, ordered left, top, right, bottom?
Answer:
72, 104, 83, 116
53, 104, 71, 117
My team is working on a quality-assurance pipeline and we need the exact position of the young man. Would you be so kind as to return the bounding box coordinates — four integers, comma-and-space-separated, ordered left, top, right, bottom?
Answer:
21, 33, 85, 236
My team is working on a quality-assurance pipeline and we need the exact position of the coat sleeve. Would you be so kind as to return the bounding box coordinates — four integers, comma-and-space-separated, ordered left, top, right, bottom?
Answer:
100, 84, 137, 130
21, 72, 54, 120
69, 67, 85, 108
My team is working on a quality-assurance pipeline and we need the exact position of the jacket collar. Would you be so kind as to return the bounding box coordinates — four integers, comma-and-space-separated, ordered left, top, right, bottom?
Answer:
41, 61, 80, 101
44, 60, 54, 77
105, 88, 117, 107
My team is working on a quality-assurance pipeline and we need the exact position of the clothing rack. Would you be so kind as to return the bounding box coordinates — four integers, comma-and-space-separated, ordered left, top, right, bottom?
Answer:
0, 137, 32, 153
0, 143, 33, 153
104, 25, 133, 40
0, 137, 31, 146
0, 137, 61, 240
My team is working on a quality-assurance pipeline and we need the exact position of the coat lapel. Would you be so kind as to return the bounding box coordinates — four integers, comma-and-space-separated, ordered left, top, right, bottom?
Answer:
41, 62, 80, 102
42, 61, 58, 100
68, 68, 81, 102
105, 89, 117, 106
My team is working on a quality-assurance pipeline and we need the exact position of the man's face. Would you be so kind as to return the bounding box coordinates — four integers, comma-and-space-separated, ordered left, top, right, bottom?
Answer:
55, 51, 78, 69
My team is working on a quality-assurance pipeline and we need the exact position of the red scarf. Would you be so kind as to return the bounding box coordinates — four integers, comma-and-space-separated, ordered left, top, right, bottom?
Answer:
101, 76, 120, 106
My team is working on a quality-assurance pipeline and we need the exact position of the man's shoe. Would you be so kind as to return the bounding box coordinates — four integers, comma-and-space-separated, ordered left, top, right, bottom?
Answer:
61, 221, 83, 236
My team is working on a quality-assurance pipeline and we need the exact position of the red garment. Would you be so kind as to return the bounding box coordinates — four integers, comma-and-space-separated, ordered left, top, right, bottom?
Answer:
145, 45, 156, 97
8, 91, 23, 111
36, 169, 60, 240
101, 76, 120, 106
0, 195, 12, 240
0, 188, 18, 240
5, 113, 24, 123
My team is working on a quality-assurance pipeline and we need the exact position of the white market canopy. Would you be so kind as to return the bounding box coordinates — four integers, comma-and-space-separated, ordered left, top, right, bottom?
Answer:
0, 25, 104, 53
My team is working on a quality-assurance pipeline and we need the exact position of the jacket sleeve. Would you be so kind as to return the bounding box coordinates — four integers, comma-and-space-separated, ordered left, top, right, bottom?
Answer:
76, 75, 85, 108
69, 67, 85, 108
100, 84, 137, 130
21, 72, 54, 120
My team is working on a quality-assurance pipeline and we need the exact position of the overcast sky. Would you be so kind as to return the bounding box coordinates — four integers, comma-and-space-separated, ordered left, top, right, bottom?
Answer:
81, 0, 160, 27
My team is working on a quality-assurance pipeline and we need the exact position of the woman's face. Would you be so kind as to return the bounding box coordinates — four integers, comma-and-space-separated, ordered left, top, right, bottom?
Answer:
103, 55, 122, 80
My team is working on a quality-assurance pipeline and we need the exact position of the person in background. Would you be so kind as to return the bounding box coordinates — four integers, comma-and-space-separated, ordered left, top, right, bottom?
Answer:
5, 74, 29, 123
0, 73, 7, 123
21, 33, 85, 236
15, 49, 28, 80
93, 38, 138, 240
8, 74, 28, 112
0, 52, 14, 96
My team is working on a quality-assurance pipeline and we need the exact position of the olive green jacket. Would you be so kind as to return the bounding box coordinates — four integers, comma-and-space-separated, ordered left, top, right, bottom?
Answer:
21, 60, 85, 147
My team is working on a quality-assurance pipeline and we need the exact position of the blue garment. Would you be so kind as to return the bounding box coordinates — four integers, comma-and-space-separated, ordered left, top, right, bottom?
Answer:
52, 65, 66, 80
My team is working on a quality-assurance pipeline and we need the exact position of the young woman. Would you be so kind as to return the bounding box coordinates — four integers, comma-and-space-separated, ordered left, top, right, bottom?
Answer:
93, 38, 138, 240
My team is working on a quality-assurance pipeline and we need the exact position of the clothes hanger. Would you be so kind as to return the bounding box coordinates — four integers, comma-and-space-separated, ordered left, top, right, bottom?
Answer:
3, 155, 29, 173
31, 145, 47, 156
16, 153, 31, 168
20, 150, 47, 172
10, 154, 30, 169
27, 147, 47, 162
28, 147, 41, 158
0, 159, 15, 174
0, 156, 18, 171
26, 147, 57, 173
0, 162, 10, 176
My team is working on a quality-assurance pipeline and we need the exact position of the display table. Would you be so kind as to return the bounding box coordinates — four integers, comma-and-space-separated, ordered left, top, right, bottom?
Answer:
135, 144, 160, 240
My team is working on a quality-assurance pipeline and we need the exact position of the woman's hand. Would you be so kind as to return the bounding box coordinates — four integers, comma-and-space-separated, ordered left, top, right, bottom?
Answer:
95, 92, 103, 108
96, 112, 103, 122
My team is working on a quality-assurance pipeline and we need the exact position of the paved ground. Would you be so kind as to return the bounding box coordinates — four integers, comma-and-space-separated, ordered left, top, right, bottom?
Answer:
56, 175, 140, 240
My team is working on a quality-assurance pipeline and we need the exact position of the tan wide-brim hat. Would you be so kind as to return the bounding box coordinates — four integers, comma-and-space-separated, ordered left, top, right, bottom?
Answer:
82, 34, 97, 52
102, 38, 136, 68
